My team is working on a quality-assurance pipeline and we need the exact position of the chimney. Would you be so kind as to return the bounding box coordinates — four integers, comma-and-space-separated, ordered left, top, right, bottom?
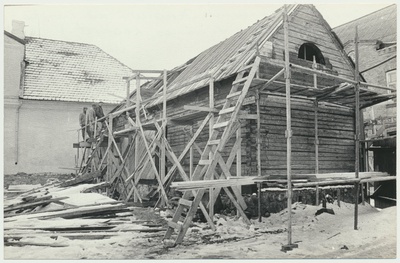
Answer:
11, 20, 25, 40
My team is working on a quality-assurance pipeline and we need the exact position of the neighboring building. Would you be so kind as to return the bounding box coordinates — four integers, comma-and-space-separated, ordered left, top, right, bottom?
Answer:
4, 21, 134, 174
333, 4, 397, 139
333, 5, 397, 208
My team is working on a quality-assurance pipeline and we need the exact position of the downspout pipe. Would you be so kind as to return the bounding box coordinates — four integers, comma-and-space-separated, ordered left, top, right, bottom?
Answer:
15, 101, 22, 165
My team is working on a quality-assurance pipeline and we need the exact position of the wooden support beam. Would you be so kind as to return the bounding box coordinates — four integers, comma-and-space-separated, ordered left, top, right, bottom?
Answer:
354, 26, 360, 231
126, 79, 130, 108
110, 104, 137, 118
104, 122, 142, 202
161, 114, 211, 185
161, 69, 167, 183
106, 116, 113, 196
236, 127, 242, 178
98, 142, 111, 171
152, 125, 215, 231
209, 124, 243, 206
136, 120, 168, 205
209, 77, 215, 219
223, 187, 251, 225
256, 90, 261, 177
259, 68, 285, 92
213, 150, 247, 210
125, 128, 162, 183
283, 6, 296, 250
257, 182, 262, 222
314, 100, 319, 174
189, 127, 194, 180
317, 83, 353, 100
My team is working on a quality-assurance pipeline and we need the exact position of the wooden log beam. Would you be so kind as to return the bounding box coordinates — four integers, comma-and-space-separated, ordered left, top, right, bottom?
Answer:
184, 105, 219, 113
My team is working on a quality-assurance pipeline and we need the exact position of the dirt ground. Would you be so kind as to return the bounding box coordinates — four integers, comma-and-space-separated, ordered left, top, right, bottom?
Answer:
3, 174, 398, 260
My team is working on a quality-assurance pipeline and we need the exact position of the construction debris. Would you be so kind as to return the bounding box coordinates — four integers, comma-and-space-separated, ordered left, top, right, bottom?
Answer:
4, 173, 166, 248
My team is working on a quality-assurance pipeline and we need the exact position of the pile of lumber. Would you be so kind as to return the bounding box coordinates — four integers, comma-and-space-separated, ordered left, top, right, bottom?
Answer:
4, 173, 165, 248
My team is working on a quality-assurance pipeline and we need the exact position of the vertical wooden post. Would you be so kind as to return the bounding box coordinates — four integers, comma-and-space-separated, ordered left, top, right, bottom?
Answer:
126, 79, 130, 108
94, 117, 97, 139
361, 183, 365, 205
256, 89, 261, 178
107, 115, 113, 197
337, 188, 341, 207
282, 6, 297, 251
189, 127, 194, 180
354, 26, 360, 230
258, 182, 262, 222
125, 78, 131, 199
161, 70, 167, 182
314, 100, 319, 174
255, 89, 262, 220
313, 57, 319, 175
236, 127, 242, 177
236, 123, 242, 218
76, 131, 80, 169
209, 77, 215, 219
134, 74, 141, 203
365, 142, 369, 172
315, 185, 319, 206
133, 132, 139, 203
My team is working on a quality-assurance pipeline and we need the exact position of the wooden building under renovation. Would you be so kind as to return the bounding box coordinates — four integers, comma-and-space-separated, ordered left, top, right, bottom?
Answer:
77, 4, 395, 247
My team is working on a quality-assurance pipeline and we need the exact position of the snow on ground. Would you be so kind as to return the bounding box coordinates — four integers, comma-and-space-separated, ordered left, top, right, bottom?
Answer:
4, 201, 397, 260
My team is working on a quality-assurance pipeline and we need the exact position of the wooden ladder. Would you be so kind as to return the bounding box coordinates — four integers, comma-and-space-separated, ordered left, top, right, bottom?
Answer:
163, 56, 261, 245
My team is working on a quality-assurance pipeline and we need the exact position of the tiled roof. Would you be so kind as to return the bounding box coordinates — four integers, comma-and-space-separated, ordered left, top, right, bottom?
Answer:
147, 5, 297, 107
23, 37, 134, 104
333, 4, 397, 46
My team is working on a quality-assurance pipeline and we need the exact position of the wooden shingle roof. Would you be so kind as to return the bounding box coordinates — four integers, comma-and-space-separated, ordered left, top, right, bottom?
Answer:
23, 37, 134, 104
147, 5, 297, 107
333, 4, 397, 45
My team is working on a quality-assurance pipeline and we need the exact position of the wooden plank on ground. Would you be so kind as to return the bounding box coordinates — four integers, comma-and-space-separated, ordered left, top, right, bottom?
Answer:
4, 197, 68, 213
4, 241, 68, 247
60, 171, 102, 187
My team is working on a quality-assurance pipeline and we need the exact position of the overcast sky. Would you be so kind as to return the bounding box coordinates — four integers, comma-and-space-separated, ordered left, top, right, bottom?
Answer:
3, 1, 396, 71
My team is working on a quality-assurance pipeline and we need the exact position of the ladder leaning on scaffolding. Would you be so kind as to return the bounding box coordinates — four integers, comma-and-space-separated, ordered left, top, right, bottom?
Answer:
163, 56, 261, 246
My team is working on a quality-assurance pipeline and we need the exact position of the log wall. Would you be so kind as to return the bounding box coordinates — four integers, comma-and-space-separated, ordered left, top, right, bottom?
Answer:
256, 94, 355, 176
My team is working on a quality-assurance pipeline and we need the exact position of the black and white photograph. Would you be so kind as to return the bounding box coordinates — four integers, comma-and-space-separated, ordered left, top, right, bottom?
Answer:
3, 1, 397, 260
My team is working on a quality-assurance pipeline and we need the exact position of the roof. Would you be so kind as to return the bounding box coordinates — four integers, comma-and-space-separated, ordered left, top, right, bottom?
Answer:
147, 5, 297, 107
4, 31, 25, 45
23, 37, 134, 104
130, 4, 393, 113
333, 4, 397, 46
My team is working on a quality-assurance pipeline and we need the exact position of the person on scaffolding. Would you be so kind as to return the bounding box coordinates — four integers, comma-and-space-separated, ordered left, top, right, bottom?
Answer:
85, 104, 97, 140
93, 102, 105, 132
79, 107, 88, 140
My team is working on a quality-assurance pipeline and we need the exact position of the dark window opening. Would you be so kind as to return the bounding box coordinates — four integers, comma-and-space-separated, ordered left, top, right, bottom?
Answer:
298, 43, 325, 65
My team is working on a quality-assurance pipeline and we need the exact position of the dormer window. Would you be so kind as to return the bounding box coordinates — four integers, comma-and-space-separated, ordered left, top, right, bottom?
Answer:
298, 43, 325, 65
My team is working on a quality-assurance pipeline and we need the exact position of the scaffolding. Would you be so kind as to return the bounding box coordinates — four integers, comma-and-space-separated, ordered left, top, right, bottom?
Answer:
74, 4, 396, 250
